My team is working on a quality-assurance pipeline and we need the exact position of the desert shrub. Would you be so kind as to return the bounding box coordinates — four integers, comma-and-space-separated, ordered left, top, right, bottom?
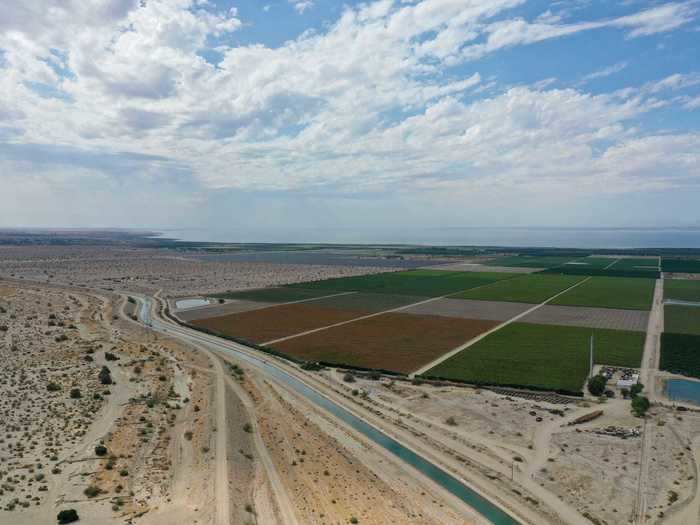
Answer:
243, 423, 253, 433
343, 373, 356, 383
587, 375, 607, 397
83, 485, 101, 498
98, 366, 112, 385
47, 382, 62, 392
445, 416, 457, 426
104, 352, 119, 361
69, 388, 81, 399
184, 431, 193, 441
94, 445, 108, 457
57, 509, 79, 523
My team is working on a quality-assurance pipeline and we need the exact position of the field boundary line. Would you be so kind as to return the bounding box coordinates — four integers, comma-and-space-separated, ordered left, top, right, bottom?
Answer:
604, 258, 620, 269
411, 277, 592, 376
261, 277, 520, 346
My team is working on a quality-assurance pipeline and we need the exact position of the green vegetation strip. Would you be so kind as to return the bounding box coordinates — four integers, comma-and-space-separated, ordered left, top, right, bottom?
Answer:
660, 333, 700, 379
540, 267, 659, 279
287, 270, 516, 297
665, 279, 700, 302
612, 258, 659, 271
424, 323, 645, 394
564, 257, 619, 269
662, 258, 700, 274
453, 274, 583, 304
665, 305, 700, 336
212, 287, 338, 303
550, 276, 655, 310
484, 255, 575, 268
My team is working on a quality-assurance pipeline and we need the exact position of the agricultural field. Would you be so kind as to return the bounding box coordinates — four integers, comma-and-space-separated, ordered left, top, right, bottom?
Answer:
662, 257, 700, 274
273, 313, 499, 373
484, 255, 575, 268
402, 298, 531, 322
561, 257, 619, 269
212, 287, 341, 303
665, 305, 700, 335
522, 304, 649, 332
190, 303, 369, 344
287, 269, 514, 297
309, 292, 424, 313
660, 333, 700, 378
453, 274, 583, 304
550, 276, 655, 310
612, 257, 659, 271
424, 323, 645, 393
665, 279, 700, 302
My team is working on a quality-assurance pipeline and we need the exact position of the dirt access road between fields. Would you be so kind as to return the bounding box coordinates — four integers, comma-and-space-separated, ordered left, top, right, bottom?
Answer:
633, 278, 664, 525
411, 277, 592, 376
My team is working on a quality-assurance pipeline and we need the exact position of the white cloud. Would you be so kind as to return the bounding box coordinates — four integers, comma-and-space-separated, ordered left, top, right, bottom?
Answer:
290, 1, 314, 14
580, 62, 628, 83
461, 3, 697, 60
0, 0, 697, 206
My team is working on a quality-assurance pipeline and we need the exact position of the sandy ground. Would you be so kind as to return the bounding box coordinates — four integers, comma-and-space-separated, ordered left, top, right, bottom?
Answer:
0, 245, 401, 297
4, 245, 700, 525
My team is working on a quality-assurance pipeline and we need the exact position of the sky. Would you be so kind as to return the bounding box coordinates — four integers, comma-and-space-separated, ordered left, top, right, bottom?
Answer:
1, 0, 699, 242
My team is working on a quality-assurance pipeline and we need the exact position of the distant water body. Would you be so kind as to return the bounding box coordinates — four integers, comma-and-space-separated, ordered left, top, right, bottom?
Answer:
159, 227, 700, 249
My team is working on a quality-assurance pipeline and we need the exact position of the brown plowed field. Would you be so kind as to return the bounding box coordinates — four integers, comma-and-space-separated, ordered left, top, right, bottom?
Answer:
521, 304, 649, 331
273, 313, 499, 373
190, 303, 370, 344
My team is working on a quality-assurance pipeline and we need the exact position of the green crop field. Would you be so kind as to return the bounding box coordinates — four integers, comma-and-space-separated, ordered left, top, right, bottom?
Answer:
550, 277, 655, 310
425, 323, 645, 393
561, 257, 619, 269
212, 287, 341, 303
665, 305, 700, 335
665, 279, 700, 302
660, 333, 700, 379
453, 274, 584, 304
612, 258, 659, 271
485, 255, 575, 268
662, 258, 700, 274
287, 270, 515, 297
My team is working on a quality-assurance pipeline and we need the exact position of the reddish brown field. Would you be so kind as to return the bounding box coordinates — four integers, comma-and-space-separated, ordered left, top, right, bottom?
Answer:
190, 303, 370, 343
274, 312, 499, 373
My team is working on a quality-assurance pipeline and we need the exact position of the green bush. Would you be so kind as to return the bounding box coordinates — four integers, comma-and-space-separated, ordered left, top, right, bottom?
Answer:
632, 396, 650, 417
587, 375, 607, 397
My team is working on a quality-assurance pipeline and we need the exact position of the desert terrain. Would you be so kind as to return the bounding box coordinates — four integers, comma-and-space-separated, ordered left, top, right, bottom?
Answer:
2, 241, 700, 525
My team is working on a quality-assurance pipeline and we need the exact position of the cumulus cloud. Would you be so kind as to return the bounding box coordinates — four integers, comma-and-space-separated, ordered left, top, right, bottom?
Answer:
0, 0, 698, 208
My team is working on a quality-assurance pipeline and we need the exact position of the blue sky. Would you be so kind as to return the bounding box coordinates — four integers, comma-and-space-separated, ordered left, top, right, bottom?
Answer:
0, 0, 699, 241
